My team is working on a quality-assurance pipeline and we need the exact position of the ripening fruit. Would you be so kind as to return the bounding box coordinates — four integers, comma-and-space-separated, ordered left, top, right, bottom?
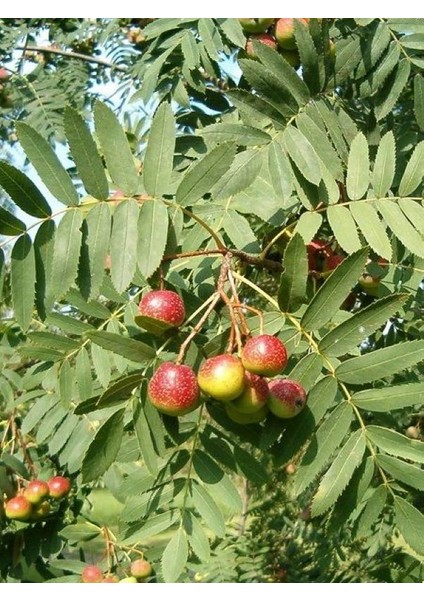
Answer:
24, 480, 50, 505
241, 334, 288, 377
81, 565, 104, 583
245, 33, 277, 59
238, 18, 275, 33
119, 577, 138, 583
225, 402, 268, 424
5, 495, 33, 521
268, 378, 307, 418
148, 362, 200, 416
130, 558, 153, 579
48, 475, 71, 499
197, 354, 245, 403
275, 18, 310, 50
32, 501, 51, 521
358, 274, 380, 296
138, 290, 185, 334
231, 372, 269, 414
405, 426, 420, 439
102, 574, 120, 583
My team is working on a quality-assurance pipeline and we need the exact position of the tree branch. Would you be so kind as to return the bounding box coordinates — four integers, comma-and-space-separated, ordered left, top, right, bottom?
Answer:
16, 45, 127, 72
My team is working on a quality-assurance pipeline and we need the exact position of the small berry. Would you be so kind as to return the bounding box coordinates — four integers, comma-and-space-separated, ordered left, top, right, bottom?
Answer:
24, 480, 50, 505
130, 558, 152, 579
268, 378, 307, 419
148, 362, 200, 416
48, 476, 71, 499
198, 354, 246, 403
5, 495, 33, 521
241, 335, 288, 377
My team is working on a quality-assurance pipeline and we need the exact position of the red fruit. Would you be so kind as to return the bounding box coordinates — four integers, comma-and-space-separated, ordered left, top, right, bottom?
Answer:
0, 67, 9, 81
5, 495, 33, 521
148, 362, 200, 416
197, 354, 245, 403
232, 372, 269, 414
245, 33, 277, 59
130, 558, 152, 579
268, 378, 307, 418
307, 239, 333, 272
48, 476, 71, 499
138, 290, 185, 334
241, 335, 288, 377
323, 254, 345, 272
24, 479, 50, 505
82, 565, 103, 583
239, 18, 275, 33
275, 18, 310, 50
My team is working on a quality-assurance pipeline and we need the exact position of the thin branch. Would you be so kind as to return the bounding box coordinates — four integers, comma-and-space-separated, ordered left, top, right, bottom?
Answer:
16, 45, 127, 72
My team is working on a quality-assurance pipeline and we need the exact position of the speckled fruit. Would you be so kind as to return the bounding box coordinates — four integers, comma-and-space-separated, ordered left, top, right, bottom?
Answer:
245, 33, 277, 59
48, 475, 71, 499
130, 558, 152, 579
5, 495, 33, 521
138, 290, 185, 333
198, 354, 245, 403
81, 564, 103, 583
232, 372, 269, 414
275, 18, 310, 50
241, 335, 287, 377
268, 378, 307, 418
148, 362, 200, 416
226, 402, 268, 424
24, 479, 50, 505
239, 18, 275, 33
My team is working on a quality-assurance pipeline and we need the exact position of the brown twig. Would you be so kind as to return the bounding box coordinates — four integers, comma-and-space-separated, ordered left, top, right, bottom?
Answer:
16, 45, 127, 72
162, 248, 283, 272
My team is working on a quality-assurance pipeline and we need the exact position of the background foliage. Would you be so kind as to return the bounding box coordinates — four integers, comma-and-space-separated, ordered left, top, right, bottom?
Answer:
1, 17, 424, 583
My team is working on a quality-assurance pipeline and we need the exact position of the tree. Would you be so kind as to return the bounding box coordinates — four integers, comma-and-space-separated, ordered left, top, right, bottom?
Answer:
0, 18, 424, 583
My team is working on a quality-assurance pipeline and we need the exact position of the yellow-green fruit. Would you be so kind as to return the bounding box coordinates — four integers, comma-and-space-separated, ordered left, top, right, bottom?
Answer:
198, 354, 245, 403
231, 372, 269, 414
226, 403, 268, 424
119, 577, 138, 583
238, 18, 275, 33
358, 274, 380, 296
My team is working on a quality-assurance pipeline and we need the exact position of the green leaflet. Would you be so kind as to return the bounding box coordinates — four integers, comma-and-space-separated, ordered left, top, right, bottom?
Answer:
301, 247, 368, 332
278, 233, 308, 312
137, 199, 169, 278
176, 142, 236, 206
367, 426, 424, 464
283, 125, 321, 185
94, 100, 139, 195
191, 481, 225, 537
110, 199, 139, 292
294, 211, 322, 243
161, 528, 188, 583
327, 204, 362, 253
347, 133, 370, 200
16, 123, 79, 206
0, 161, 51, 218
353, 381, 424, 412
49, 209, 83, 302
375, 59, 411, 121
202, 123, 271, 146
81, 408, 125, 482
335, 340, 424, 384
267, 138, 293, 200
398, 140, 424, 196
376, 455, 424, 491
210, 148, 263, 200
355, 485, 387, 539
87, 331, 156, 363
414, 74, 424, 131
319, 293, 408, 357
375, 200, 424, 258
349, 201, 392, 260
293, 402, 353, 496
394, 496, 424, 556
64, 107, 109, 200
133, 389, 159, 476
222, 209, 260, 253
311, 430, 366, 517
85, 202, 111, 299
143, 102, 176, 197
0, 206, 26, 235
371, 131, 396, 198
11, 234, 35, 332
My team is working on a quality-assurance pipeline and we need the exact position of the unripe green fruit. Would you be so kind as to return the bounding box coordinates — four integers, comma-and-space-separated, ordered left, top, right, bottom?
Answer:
358, 274, 380, 296
239, 18, 275, 33
268, 378, 307, 418
130, 558, 152, 579
280, 49, 300, 69
226, 402, 268, 424
241, 334, 288, 377
231, 372, 269, 414
48, 475, 71, 499
31, 500, 51, 521
24, 479, 50, 505
81, 564, 103, 583
198, 354, 245, 402
5, 495, 33, 521
119, 576, 138, 583
148, 362, 200, 416
138, 290, 185, 335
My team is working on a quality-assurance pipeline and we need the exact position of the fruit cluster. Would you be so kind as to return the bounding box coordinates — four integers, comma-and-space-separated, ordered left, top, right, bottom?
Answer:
239, 18, 334, 68
2, 476, 71, 523
81, 559, 152, 583
138, 290, 307, 422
